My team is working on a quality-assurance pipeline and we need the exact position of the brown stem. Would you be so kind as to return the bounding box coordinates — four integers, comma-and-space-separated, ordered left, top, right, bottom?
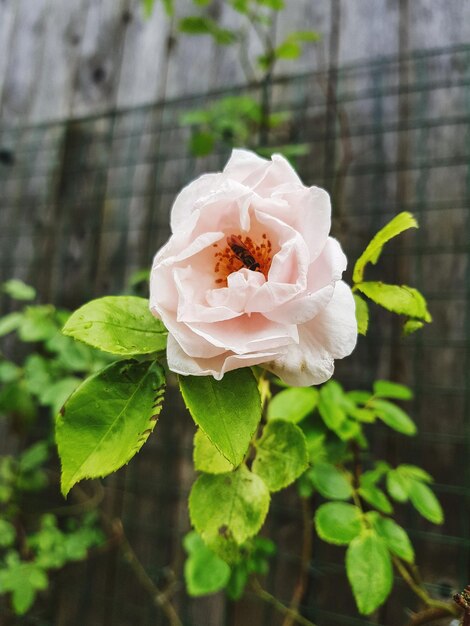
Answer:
114, 519, 182, 626
63, 482, 182, 626
405, 606, 457, 626
251, 579, 317, 626
393, 556, 457, 616
281, 498, 313, 626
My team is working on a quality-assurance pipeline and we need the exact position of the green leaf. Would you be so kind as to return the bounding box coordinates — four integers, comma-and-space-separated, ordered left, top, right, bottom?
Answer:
0, 519, 16, 547
373, 380, 413, 400
19, 442, 49, 473
0, 557, 48, 616
370, 399, 417, 435
18, 306, 58, 342
354, 294, 369, 335
256, 0, 284, 9
190, 131, 215, 156
142, 0, 156, 17
275, 40, 301, 60
355, 282, 431, 323
372, 516, 415, 563
194, 429, 234, 474
346, 531, 393, 615
318, 381, 347, 431
40, 377, 81, 416
183, 531, 231, 596
403, 320, 424, 335
267, 387, 318, 424
189, 465, 270, 547
386, 470, 410, 502
2, 279, 36, 301
314, 502, 363, 545
179, 368, 261, 467
353, 212, 418, 283
56, 359, 165, 496
408, 480, 443, 524
62, 296, 167, 356
179, 17, 237, 45
252, 419, 308, 492
309, 462, 352, 500
358, 484, 393, 514
398, 464, 433, 483
0, 312, 23, 337
0, 361, 21, 383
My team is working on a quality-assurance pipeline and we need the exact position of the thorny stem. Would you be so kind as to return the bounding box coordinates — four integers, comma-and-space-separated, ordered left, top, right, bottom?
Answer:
281, 498, 313, 626
251, 578, 317, 626
392, 556, 457, 616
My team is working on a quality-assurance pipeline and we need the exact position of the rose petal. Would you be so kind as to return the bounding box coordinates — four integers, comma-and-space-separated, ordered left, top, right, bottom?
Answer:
186, 313, 299, 355
266, 281, 357, 386
167, 334, 282, 380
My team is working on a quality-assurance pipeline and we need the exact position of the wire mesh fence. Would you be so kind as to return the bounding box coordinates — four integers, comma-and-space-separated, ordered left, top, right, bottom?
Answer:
0, 43, 469, 625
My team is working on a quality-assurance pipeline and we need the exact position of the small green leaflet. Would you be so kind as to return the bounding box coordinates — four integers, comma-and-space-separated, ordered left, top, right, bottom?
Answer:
370, 399, 417, 436
0, 554, 48, 615
309, 462, 352, 500
318, 381, 346, 431
179, 368, 262, 467
56, 359, 165, 496
353, 212, 418, 283
183, 532, 231, 596
355, 282, 431, 323
370, 515, 415, 563
408, 480, 443, 524
2, 279, 36, 301
267, 387, 319, 424
373, 380, 413, 400
346, 530, 393, 615
252, 419, 308, 492
358, 484, 393, 514
189, 465, 270, 547
314, 502, 363, 545
193, 429, 234, 474
353, 294, 369, 335
62, 296, 167, 356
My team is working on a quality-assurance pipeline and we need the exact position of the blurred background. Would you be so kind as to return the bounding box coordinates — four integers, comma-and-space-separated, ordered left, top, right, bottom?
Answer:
0, 1, 469, 625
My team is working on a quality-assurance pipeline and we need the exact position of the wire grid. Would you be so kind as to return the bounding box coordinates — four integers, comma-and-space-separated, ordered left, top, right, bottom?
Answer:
0, 44, 469, 626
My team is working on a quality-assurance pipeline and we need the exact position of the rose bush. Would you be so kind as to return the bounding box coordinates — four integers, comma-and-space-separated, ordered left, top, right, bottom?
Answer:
150, 149, 357, 386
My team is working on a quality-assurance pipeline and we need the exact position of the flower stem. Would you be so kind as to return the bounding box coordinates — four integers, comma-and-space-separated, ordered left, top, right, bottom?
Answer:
251, 579, 317, 626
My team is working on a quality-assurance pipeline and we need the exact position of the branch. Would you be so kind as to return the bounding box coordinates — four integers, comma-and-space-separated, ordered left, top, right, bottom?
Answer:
251, 578, 317, 626
114, 519, 182, 626
282, 498, 313, 626
393, 556, 457, 616
405, 606, 457, 626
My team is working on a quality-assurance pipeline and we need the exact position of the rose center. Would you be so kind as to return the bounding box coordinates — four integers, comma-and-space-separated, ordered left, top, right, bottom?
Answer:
213, 232, 273, 285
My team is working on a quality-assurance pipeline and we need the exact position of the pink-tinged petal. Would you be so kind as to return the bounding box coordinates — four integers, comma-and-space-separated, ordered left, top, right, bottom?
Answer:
186, 313, 299, 355
254, 208, 309, 287
156, 306, 226, 359
265, 238, 347, 324
264, 283, 335, 325
264, 184, 331, 262
266, 281, 357, 386
194, 178, 254, 234
174, 266, 242, 323
167, 334, 282, 380
206, 268, 266, 313
223, 149, 301, 195
170, 173, 224, 232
